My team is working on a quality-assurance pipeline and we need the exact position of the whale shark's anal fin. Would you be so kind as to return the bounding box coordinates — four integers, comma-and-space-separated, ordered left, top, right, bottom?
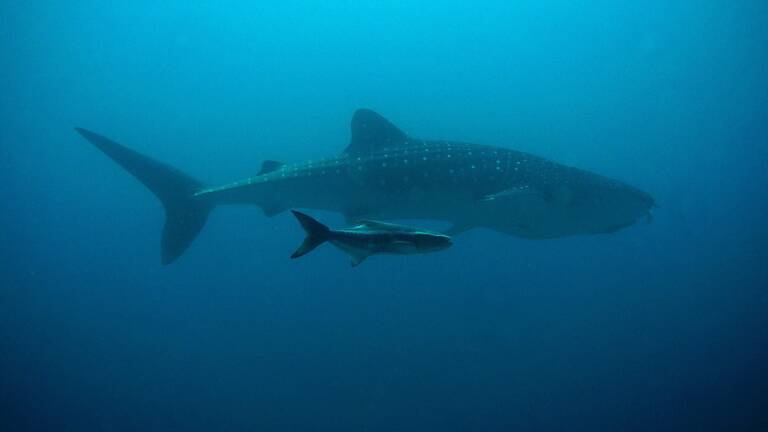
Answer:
75, 127, 212, 265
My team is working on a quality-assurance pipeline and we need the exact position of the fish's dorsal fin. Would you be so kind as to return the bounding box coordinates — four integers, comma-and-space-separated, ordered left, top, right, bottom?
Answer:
344, 109, 409, 155
353, 220, 416, 232
258, 160, 284, 175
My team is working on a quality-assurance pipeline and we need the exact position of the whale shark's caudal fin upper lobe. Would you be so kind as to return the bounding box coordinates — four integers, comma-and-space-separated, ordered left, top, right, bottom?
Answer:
75, 128, 212, 265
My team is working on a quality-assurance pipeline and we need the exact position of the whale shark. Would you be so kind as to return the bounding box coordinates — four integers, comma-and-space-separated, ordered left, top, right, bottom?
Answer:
75, 109, 654, 264
290, 210, 452, 266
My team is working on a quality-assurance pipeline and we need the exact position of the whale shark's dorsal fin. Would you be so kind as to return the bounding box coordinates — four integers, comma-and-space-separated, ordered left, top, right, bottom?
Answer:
344, 109, 408, 155
258, 160, 284, 175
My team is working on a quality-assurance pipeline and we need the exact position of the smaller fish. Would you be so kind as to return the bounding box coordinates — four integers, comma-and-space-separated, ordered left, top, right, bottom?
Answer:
290, 210, 452, 266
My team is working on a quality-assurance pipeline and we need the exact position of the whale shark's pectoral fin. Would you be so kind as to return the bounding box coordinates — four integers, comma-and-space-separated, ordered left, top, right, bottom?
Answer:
480, 186, 549, 214
481, 186, 541, 203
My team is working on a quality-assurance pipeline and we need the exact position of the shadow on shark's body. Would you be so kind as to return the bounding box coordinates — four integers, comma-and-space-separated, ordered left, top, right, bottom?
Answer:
75, 109, 654, 264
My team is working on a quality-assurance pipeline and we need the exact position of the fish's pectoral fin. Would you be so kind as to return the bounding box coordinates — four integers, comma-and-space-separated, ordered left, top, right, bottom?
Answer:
349, 252, 369, 267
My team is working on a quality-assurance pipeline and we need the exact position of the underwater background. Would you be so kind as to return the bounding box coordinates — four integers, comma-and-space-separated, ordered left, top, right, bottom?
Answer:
2, 1, 767, 430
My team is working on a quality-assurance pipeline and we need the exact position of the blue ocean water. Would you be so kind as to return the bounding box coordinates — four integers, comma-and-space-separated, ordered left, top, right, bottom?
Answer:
2, 1, 767, 430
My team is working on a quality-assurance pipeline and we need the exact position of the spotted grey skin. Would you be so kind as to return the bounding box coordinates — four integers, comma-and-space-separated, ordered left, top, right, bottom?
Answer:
198, 110, 654, 237
75, 109, 654, 264
290, 210, 452, 266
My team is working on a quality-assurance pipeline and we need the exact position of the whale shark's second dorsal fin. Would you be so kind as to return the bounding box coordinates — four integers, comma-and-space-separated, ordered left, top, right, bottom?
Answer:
344, 109, 408, 155
258, 160, 284, 175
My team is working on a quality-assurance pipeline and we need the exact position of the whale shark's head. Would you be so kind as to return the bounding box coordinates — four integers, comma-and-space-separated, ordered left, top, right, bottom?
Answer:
553, 177, 655, 236
484, 176, 654, 238
582, 183, 655, 234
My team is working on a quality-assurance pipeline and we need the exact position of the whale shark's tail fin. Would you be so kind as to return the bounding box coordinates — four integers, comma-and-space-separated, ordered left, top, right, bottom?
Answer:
75, 128, 212, 265
290, 210, 330, 259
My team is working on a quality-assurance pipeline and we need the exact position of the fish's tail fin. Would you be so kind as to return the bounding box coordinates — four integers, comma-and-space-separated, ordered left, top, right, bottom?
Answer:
290, 210, 330, 259
75, 128, 212, 265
